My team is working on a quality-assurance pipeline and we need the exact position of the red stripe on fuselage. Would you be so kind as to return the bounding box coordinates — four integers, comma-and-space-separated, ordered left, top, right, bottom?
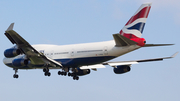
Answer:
125, 6, 151, 26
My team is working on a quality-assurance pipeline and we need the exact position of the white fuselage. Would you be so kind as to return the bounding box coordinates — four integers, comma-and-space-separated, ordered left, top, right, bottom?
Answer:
3, 40, 141, 69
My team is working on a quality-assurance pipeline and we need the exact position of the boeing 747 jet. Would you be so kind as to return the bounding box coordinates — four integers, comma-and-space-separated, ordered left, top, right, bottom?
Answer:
3, 3, 177, 80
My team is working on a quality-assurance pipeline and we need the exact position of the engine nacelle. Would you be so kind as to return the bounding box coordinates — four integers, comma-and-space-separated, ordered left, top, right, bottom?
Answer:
113, 65, 131, 74
12, 59, 29, 67
76, 68, 91, 76
4, 48, 21, 58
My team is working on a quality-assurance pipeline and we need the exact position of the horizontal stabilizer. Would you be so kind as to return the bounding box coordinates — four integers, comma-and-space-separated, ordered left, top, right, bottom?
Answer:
113, 34, 137, 47
143, 44, 174, 47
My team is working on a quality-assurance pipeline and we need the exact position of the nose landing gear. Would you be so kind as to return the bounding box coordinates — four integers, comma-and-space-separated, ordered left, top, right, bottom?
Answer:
13, 68, 19, 78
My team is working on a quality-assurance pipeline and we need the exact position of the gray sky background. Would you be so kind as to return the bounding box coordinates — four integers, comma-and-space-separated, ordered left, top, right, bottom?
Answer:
0, 0, 180, 101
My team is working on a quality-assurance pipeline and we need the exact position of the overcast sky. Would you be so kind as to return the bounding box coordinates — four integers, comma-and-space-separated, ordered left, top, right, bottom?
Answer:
0, 0, 180, 101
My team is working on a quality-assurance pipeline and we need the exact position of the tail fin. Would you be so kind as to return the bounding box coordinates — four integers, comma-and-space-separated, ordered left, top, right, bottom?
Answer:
120, 3, 152, 39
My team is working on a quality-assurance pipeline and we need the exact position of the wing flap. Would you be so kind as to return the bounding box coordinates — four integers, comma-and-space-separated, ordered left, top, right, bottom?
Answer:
80, 64, 106, 70
108, 62, 138, 67
4, 32, 16, 44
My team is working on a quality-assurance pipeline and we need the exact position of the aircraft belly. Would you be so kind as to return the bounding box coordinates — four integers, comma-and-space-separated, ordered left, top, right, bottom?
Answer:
5, 56, 116, 69
56, 56, 116, 67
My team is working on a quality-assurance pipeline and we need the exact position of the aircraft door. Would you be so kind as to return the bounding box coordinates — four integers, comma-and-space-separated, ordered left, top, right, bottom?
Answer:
71, 49, 74, 57
46, 50, 54, 58
104, 46, 108, 56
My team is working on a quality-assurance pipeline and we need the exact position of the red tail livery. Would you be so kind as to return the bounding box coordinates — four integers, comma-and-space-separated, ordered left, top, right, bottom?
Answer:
120, 3, 151, 46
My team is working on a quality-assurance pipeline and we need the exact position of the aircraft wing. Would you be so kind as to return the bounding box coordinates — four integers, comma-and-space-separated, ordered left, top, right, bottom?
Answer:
103, 52, 178, 67
5, 23, 62, 68
80, 52, 178, 70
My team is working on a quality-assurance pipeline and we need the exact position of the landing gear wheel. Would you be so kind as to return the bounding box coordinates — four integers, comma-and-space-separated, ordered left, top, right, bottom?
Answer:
13, 69, 19, 79
58, 71, 67, 76
44, 72, 50, 76
73, 76, 76, 80
44, 72, 47, 76
43, 68, 46, 72
43, 68, 49, 72
13, 74, 16, 78
76, 76, 79, 80
73, 75, 79, 80
13, 74, 19, 78
68, 73, 71, 76
47, 72, 51, 76
58, 71, 61, 75
63, 72, 67, 76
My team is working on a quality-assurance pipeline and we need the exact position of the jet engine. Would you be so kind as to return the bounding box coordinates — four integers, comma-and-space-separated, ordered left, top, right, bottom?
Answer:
76, 68, 91, 76
12, 59, 29, 67
113, 65, 131, 74
4, 48, 21, 58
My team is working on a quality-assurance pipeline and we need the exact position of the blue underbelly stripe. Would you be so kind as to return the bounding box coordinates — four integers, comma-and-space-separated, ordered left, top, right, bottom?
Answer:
55, 56, 116, 67
5, 56, 116, 69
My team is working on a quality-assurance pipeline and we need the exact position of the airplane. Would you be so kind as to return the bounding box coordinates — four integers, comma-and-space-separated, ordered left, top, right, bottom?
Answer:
3, 3, 178, 80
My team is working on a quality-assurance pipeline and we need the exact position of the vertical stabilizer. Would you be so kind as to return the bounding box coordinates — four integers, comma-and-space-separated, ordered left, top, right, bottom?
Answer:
120, 3, 152, 39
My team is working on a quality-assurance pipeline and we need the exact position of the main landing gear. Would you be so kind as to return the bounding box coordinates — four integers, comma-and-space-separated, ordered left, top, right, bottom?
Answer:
58, 71, 67, 76
68, 72, 79, 80
58, 71, 79, 80
43, 68, 51, 77
13, 68, 19, 78
72, 75, 79, 80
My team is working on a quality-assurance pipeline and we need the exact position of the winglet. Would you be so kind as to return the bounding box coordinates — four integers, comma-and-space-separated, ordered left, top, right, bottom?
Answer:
171, 52, 178, 58
6, 23, 14, 31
